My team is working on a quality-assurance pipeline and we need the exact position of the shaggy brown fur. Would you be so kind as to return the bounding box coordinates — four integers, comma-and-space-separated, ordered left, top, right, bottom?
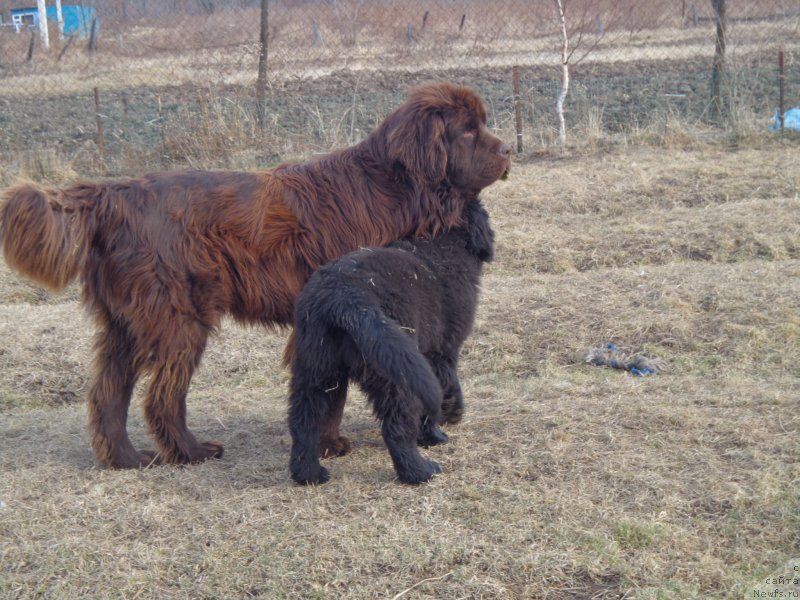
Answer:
0, 82, 511, 469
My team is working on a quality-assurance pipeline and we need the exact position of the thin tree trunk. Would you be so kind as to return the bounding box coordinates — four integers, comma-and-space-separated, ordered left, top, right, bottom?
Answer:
554, 0, 569, 145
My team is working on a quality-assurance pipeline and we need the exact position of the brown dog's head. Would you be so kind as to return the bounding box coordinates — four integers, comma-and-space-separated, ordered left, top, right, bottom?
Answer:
383, 82, 511, 192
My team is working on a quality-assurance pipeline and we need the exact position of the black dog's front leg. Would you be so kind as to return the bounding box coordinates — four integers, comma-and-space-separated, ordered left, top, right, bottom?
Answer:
429, 354, 465, 425
440, 384, 464, 425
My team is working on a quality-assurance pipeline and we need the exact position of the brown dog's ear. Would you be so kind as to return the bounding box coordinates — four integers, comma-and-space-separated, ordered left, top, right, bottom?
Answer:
387, 109, 447, 185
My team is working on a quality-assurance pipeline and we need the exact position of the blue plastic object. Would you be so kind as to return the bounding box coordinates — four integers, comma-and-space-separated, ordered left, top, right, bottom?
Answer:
770, 108, 800, 132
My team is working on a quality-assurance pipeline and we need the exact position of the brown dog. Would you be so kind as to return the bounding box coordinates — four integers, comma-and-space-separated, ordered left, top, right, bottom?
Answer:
0, 82, 510, 469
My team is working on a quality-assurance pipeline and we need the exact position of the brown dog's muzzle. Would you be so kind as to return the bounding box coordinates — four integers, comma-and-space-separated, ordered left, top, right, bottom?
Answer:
498, 143, 512, 179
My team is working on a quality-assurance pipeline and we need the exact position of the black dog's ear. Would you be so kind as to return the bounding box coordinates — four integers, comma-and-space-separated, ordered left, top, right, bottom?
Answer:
463, 200, 494, 262
387, 109, 447, 185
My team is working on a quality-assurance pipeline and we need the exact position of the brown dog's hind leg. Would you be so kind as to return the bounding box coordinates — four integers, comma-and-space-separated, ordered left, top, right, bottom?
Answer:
87, 316, 157, 468
142, 320, 223, 465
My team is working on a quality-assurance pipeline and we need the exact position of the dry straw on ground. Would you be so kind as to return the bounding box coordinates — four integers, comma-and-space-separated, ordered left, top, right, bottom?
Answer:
0, 142, 798, 599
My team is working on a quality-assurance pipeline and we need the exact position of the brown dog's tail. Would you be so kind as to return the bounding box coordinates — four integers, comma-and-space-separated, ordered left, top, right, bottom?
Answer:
0, 181, 91, 291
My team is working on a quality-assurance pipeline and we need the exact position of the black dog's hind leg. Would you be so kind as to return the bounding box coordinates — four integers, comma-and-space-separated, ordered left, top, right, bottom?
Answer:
368, 380, 442, 484
288, 381, 334, 485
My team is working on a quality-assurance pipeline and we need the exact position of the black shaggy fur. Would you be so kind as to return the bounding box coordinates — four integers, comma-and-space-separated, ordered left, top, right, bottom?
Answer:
288, 198, 494, 484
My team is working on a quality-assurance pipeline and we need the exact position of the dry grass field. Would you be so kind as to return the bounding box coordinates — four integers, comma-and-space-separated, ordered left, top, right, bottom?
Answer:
1, 139, 799, 598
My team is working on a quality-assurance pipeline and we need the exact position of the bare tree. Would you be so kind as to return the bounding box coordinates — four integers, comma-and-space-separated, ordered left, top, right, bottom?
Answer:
553, 0, 569, 145
551, 0, 609, 145
549, 0, 638, 145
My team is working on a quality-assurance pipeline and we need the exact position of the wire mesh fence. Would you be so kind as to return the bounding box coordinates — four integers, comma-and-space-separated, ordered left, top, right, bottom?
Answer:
0, 0, 797, 177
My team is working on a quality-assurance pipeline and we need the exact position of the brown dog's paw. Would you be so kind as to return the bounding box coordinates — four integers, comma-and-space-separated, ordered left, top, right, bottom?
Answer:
319, 435, 352, 458
106, 447, 162, 469
196, 441, 225, 462
137, 449, 163, 468
174, 441, 224, 465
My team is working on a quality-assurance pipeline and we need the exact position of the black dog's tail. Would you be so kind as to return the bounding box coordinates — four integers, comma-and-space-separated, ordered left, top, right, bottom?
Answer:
305, 289, 443, 415
351, 306, 442, 413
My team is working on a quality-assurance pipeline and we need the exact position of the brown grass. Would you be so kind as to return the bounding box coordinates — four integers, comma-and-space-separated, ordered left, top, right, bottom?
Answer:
1, 142, 799, 599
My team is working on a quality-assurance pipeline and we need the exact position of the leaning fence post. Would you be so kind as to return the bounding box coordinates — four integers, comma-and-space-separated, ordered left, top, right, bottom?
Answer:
26, 30, 36, 62
512, 66, 523, 153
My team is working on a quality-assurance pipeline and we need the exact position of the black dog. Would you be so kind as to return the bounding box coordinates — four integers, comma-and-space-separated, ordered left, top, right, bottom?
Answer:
288, 198, 494, 484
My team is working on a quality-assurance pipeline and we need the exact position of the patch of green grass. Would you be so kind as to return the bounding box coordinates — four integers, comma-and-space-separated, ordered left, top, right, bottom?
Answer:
614, 520, 663, 550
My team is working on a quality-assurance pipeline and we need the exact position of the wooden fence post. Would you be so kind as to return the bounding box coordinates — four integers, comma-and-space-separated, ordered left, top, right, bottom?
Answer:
710, 0, 727, 121
512, 66, 523, 153
778, 47, 785, 133
93, 87, 106, 170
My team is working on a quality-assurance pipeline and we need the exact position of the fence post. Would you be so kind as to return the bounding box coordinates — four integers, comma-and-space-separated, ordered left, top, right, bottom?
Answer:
26, 30, 36, 62
710, 0, 727, 121
88, 17, 99, 52
256, 0, 269, 131
778, 47, 785, 133
93, 87, 106, 171
157, 94, 167, 169
512, 66, 523, 154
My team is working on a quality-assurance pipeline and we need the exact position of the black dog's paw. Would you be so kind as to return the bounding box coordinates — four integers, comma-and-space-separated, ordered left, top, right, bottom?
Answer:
440, 404, 464, 425
291, 464, 331, 485
398, 459, 442, 485
417, 424, 449, 448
